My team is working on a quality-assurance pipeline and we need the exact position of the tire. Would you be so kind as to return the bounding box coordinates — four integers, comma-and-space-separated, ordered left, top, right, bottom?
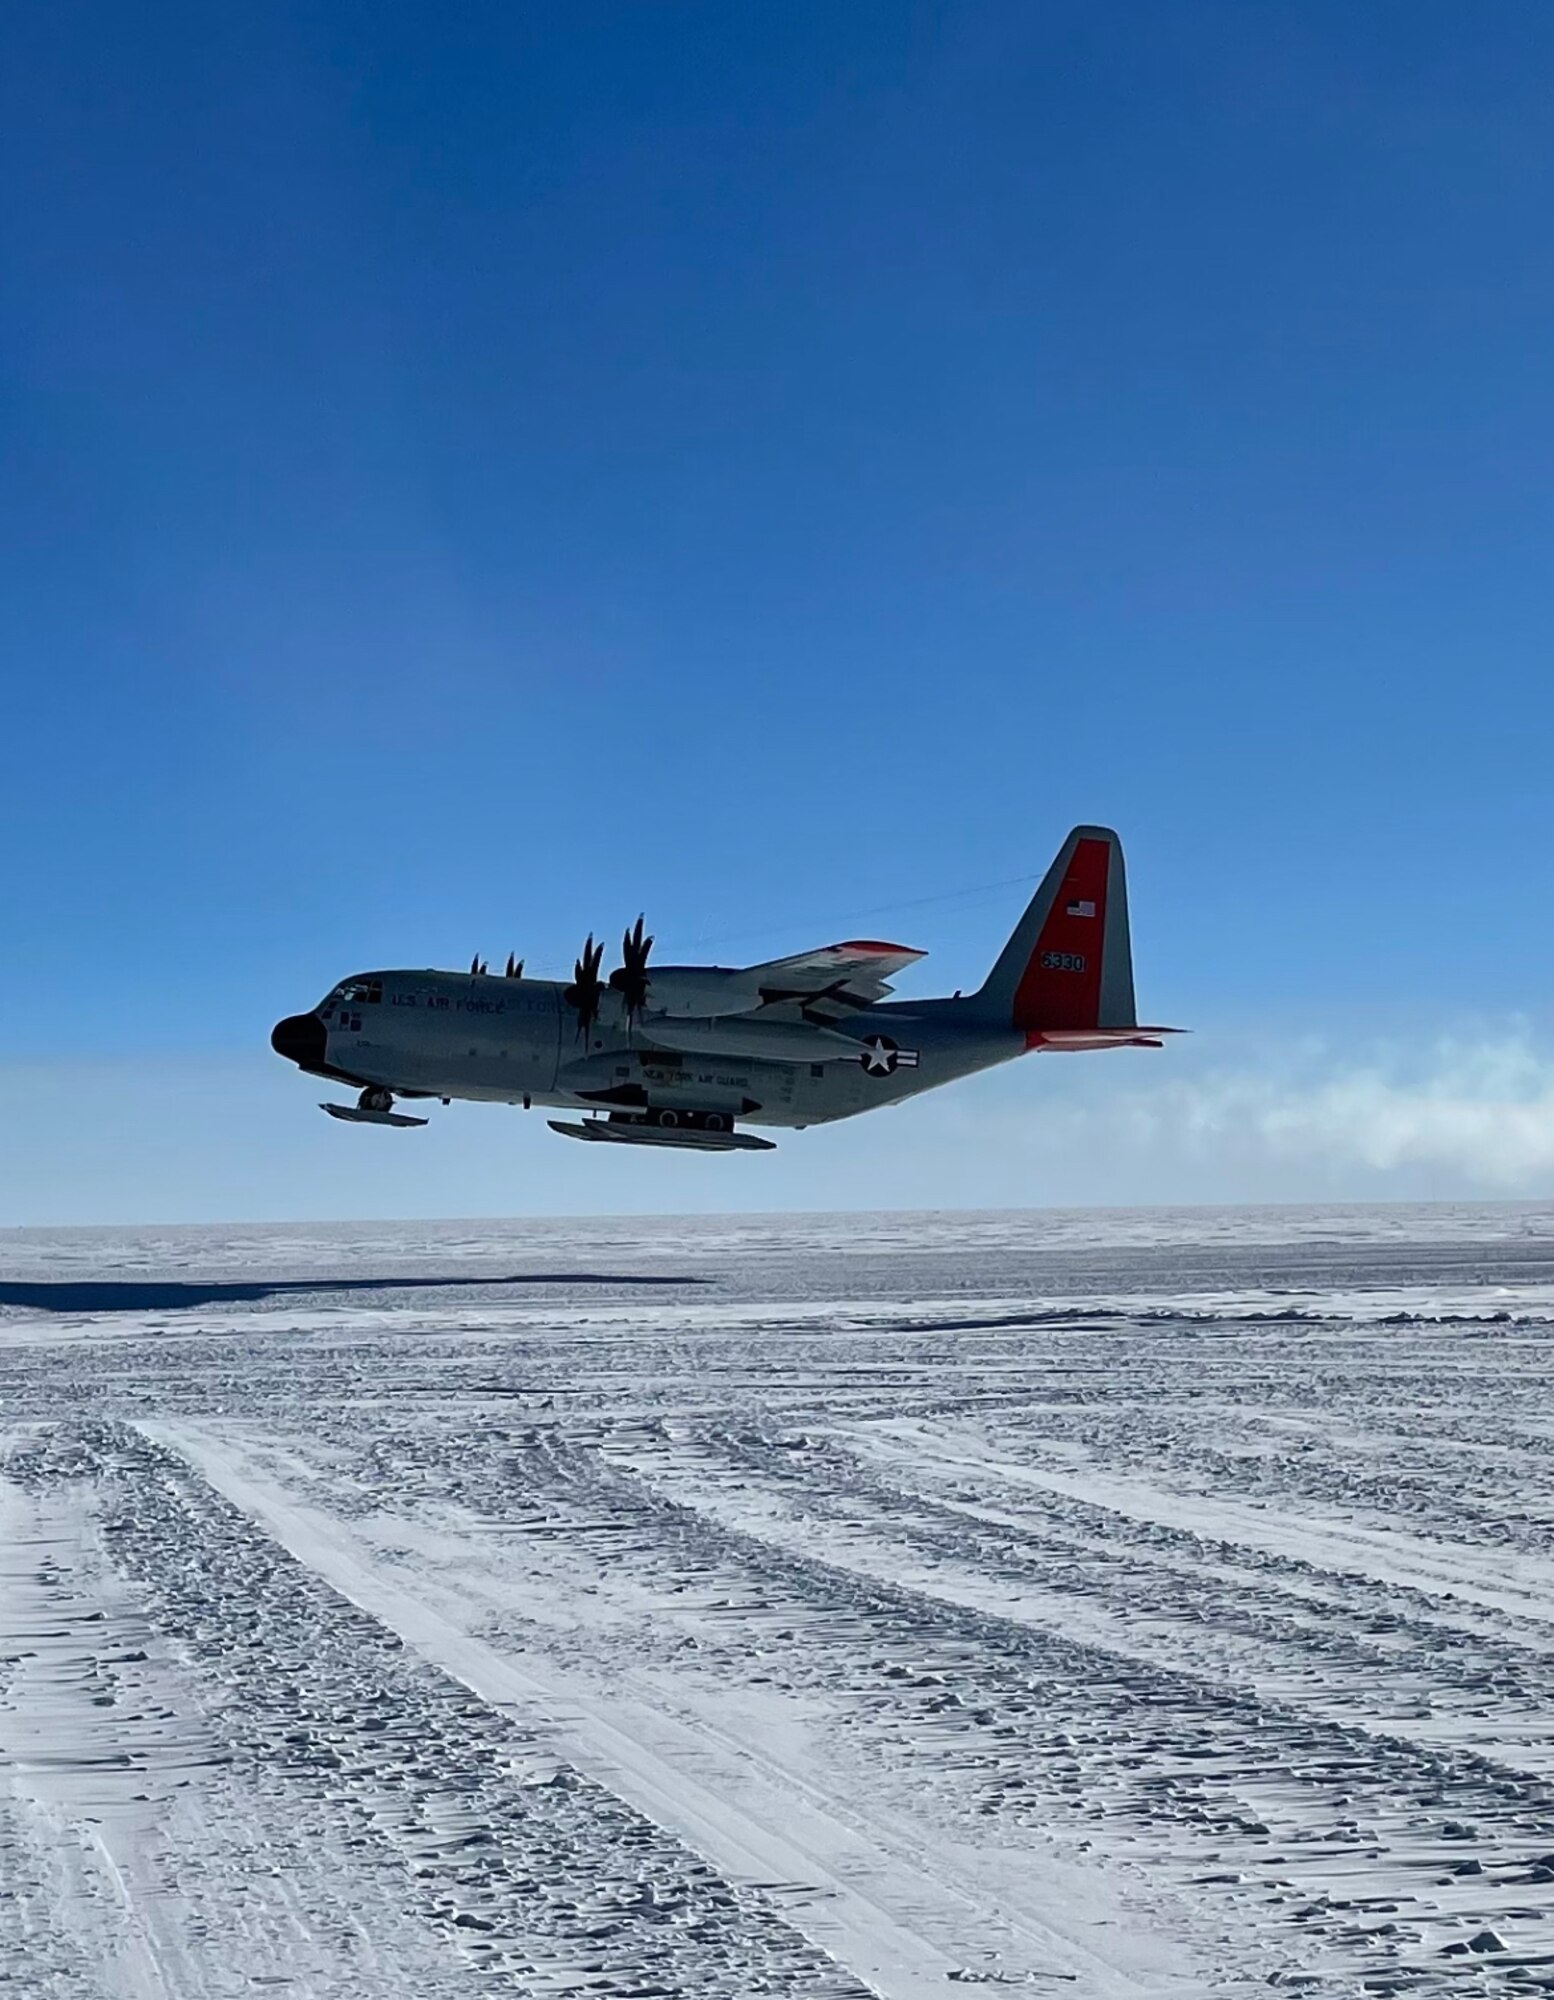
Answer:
656, 1109, 679, 1130
704, 1112, 730, 1134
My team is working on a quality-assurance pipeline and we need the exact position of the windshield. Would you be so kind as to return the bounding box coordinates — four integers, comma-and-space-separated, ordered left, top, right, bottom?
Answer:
318, 976, 383, 1017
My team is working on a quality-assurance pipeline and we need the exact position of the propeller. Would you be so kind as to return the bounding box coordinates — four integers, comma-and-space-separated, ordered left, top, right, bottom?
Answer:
609, 913, 655, 1025
470, 955, 488, 976
505, 953, 524, 979
563, 935, 606, 1037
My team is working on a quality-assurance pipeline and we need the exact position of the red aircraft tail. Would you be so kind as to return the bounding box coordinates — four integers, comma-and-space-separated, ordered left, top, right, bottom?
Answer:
975, 826, 1181, 1049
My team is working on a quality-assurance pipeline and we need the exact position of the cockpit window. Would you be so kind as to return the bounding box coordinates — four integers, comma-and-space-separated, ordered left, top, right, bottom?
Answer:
322, 978, 382, 1009
317, 977, 382, 1024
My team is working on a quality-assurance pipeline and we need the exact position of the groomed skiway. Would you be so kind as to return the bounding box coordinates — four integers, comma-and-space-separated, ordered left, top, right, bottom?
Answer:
3, 1204, 1554, 1996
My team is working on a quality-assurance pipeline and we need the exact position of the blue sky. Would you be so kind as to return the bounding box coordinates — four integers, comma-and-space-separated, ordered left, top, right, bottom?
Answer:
3, 1, 1553, 1222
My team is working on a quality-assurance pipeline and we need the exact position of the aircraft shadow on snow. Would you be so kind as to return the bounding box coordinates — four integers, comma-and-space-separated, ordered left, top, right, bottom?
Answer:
0, 1273, 708, 1314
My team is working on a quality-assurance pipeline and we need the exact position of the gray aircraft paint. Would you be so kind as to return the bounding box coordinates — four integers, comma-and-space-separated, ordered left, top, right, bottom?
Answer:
272, 826, 1177, 1143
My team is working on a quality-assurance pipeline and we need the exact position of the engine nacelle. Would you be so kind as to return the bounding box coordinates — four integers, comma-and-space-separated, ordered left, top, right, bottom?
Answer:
636, 966, 767, 1018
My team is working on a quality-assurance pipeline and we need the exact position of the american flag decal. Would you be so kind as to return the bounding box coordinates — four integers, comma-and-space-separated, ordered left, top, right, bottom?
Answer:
1066, 898, 1096, 918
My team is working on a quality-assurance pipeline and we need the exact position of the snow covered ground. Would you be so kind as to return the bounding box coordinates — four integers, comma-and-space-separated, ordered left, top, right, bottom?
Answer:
2, 1203, 1554, 1997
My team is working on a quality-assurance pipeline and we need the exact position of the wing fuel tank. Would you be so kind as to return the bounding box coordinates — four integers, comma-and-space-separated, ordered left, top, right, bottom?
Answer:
638, 1018, 862, 1065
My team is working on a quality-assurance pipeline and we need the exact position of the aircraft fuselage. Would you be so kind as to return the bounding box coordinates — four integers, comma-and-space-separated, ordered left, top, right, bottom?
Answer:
272, 968, 1022, 1130
270, 828, 1177, 1149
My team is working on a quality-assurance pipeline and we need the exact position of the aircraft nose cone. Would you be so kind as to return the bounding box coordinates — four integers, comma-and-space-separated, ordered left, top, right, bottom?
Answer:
271, 1012, 326, 1068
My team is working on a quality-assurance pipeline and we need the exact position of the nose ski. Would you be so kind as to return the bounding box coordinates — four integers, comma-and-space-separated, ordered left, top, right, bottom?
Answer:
321, 1086, 429, 1129
322, 1103, 429, 1128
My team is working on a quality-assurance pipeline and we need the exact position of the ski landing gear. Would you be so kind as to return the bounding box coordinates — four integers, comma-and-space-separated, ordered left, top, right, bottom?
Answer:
548, 1108, 774, 1152
321, 1085, 429, 1129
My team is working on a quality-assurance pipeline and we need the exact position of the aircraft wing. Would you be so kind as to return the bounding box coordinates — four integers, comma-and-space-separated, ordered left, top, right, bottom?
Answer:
747, 940, 926, 1021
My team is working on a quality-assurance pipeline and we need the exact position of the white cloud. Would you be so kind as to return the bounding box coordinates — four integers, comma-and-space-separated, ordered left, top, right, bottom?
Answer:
1181, 1038, 1554, 1185
3, 1031, 1553, 1224
949, 1030, 1554, 1201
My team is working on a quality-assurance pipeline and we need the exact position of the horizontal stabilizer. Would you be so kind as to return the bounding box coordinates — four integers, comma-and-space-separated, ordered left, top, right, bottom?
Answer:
1028, 1027, 1187, 1052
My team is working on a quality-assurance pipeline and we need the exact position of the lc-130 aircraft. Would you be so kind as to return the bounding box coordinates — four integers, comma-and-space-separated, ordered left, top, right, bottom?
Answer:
271, 825, 1181, 1154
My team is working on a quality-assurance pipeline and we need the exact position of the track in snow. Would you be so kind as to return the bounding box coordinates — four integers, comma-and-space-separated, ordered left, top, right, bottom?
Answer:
3, 1203, 1554, 1996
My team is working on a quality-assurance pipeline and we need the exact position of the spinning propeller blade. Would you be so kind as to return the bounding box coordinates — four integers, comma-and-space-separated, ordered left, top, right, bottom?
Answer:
563, 934, 606, 1037
609, 912, 655, 1024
